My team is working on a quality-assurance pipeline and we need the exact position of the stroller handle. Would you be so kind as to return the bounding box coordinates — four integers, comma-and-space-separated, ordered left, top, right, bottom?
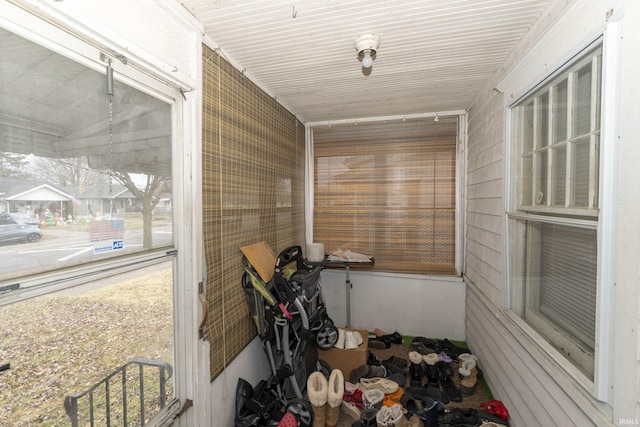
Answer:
276, 245, 304, 269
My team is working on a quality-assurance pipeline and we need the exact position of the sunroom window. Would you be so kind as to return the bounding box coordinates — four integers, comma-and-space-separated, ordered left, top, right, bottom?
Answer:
0, 23, 179, 425
507, 43, 602, 379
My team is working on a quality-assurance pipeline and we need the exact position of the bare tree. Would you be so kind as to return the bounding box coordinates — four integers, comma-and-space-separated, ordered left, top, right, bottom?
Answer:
32, 156, 108, 187
111, 171, 169, 249
0, 152, 30, 179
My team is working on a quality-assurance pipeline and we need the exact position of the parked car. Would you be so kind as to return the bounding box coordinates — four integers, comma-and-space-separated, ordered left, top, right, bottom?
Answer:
0, 216, 42, 244
0, 212, 40, 226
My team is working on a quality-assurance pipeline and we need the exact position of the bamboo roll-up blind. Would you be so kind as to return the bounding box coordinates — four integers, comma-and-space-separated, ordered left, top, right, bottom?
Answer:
202, 45, 306, 381
313, 117, 458, 274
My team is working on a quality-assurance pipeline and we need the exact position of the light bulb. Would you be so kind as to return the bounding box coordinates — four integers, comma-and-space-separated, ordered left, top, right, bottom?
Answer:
362, 50, 373, 68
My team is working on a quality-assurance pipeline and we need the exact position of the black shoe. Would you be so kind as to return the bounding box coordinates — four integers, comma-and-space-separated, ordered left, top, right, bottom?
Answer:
382, 355, 408, 369
352, 407, 378, 427
413, 337, 444, 353
438, 362, 461, 402
413, 398, 445, 427
368, 335, 391, 349
368, 351, 381, 366
439, 374, 462, 402
383, 360, 407, 376
437, 408, 479, 427
409, 362, 424, 386
441, 338, 468, 359
404, 385, 445, 404
424, 363, 440, 387
384, 331, 403, 344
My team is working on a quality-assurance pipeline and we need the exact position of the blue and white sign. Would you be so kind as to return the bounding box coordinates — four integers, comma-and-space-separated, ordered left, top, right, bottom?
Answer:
93, 239, 125, 254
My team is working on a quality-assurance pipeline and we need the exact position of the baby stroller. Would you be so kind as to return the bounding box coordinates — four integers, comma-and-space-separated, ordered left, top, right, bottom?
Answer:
237, 244, 338, 427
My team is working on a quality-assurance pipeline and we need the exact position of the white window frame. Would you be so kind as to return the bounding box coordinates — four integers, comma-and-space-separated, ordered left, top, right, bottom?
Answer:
0, 3, 198, 423
505, 23, 621, 403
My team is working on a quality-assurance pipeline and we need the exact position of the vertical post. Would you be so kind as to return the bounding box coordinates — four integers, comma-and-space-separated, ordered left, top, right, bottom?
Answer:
105, 380, 111, 426
345, 264, 351, 328
139, 364, 145, 425
122, 367, 128, 426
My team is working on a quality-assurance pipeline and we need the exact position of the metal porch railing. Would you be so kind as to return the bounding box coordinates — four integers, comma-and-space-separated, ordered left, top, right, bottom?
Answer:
64, 358, 173, 427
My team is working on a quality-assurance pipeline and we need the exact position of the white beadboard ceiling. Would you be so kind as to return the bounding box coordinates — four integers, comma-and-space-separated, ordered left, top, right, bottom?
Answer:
179, 0, 557, 123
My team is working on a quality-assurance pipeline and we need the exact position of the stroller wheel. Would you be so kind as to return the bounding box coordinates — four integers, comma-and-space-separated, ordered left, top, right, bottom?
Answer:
286, 398, 313, 427
316, 323, 339, 350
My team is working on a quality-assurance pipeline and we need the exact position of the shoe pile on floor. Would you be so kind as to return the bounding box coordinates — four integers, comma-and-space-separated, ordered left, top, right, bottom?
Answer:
325, 332, 510, 427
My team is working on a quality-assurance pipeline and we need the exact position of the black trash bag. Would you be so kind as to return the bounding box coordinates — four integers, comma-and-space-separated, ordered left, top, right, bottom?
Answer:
234, 378, 285, 427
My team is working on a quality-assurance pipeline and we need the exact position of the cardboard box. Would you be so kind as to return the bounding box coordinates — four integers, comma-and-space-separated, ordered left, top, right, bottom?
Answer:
318, 329, 368, 379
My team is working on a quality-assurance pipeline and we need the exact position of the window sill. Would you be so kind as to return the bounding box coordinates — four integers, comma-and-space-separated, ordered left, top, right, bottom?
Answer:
499, 310, 613, 420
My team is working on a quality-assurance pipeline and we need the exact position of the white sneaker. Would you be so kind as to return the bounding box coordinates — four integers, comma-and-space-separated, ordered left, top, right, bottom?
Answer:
376, 406, 391, 426
334, 328, 346, 349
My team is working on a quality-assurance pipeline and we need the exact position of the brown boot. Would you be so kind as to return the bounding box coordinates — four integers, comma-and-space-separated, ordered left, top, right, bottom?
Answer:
458, 359, 478, 396
326, 369, 344, 427
307, 371, 327, 427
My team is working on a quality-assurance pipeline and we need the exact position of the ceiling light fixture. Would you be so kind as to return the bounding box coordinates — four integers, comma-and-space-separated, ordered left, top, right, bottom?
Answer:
355, 34, 380, 69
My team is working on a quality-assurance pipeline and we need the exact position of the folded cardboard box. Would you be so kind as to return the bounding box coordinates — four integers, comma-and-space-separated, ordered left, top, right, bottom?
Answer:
318, 328, 368, 379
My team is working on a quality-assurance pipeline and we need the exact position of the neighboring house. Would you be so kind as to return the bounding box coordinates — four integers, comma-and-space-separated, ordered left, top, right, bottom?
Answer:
0, 179, 143, 221
0, 178, 75, 220
63, 184, 143, 218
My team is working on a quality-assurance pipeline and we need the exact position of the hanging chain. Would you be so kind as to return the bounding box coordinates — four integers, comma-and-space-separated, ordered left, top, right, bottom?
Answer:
106, 59, 115, 215
108, 94, 113, 194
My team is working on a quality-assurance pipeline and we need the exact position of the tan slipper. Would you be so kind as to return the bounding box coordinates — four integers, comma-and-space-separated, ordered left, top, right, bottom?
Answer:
359, 377, 399, 394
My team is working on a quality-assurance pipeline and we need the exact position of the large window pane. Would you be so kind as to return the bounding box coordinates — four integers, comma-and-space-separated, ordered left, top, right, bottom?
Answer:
0, 28, 173, 283
537, 223, 597, 351
508, 43, 602, 378
0, 25, 178, 424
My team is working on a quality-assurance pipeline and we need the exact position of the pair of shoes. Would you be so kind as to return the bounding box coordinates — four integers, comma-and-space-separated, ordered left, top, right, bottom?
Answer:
412, 337, 441, 354
307, 369, 344, 427
382, 355, 407, 377
437, 362, 462, 403
368, 335, 391, 349
422, 353, 440, 387
369, 331, 403, 348
337, 329, 365, 349
437, 408, 480, 427
350, 364, 386, 384
376, 404, 424, 427
441, 338, 468, 359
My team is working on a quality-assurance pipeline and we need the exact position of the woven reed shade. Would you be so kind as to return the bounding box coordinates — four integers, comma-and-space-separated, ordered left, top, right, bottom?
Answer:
313, 117, 457, 274
202, 45, 305, 381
